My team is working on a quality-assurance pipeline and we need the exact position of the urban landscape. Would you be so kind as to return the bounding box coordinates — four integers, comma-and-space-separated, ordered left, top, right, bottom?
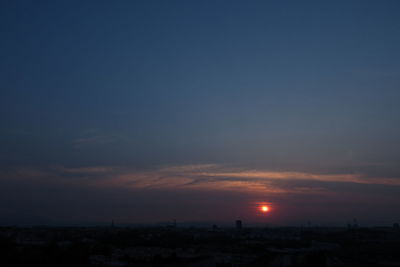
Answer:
1, 221, 400, 267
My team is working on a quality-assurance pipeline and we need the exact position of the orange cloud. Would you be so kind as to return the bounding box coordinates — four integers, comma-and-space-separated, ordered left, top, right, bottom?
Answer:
2, 164, 400, 195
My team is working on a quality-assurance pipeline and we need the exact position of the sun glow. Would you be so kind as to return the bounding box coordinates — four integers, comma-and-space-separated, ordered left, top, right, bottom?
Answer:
260, 205, 269, 212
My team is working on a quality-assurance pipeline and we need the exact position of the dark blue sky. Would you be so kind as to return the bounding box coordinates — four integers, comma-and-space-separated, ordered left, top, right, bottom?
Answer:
1, 1, 400, 225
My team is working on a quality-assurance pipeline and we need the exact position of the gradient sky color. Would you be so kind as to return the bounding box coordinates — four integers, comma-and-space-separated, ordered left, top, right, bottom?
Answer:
1, 0, 400, 226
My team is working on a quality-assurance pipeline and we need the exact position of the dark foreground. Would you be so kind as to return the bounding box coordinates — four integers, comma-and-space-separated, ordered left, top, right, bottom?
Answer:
1, 225, 400, 267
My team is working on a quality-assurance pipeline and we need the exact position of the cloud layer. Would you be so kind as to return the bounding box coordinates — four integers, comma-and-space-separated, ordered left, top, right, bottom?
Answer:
3, 163, 400, 194
2, 163, 400, 225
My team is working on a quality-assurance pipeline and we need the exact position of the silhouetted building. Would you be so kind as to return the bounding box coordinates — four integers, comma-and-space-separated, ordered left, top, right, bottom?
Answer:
167, 219, 177, 229
353, 218, 358, 228
394, 223, 400, 230
236, 220, 242, 230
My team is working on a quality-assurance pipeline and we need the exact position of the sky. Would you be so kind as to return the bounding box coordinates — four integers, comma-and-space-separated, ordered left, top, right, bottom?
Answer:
1, 0, 400, 226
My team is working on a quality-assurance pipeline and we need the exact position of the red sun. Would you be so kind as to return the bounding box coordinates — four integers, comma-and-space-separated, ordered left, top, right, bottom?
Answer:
260, 205, 269, 213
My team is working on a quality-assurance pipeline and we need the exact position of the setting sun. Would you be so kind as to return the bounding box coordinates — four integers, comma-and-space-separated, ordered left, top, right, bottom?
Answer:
260, 205, 269, 212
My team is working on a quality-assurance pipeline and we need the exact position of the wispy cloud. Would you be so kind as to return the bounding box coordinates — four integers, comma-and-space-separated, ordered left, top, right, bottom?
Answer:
72, 129, 126, 149
194, 169, 400, 186
3, 164, 399, 196
73, 135, 117, 148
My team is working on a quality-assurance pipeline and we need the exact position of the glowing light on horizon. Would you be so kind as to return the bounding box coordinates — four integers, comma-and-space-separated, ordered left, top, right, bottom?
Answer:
260, 205, 269, 213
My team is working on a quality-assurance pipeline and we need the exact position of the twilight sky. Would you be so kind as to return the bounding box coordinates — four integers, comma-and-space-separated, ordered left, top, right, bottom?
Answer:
1, 0, 400, 226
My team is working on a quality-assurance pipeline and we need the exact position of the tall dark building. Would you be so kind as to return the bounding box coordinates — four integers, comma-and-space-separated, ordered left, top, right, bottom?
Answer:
353, 218, 358, 228
236, 220, 242, 230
